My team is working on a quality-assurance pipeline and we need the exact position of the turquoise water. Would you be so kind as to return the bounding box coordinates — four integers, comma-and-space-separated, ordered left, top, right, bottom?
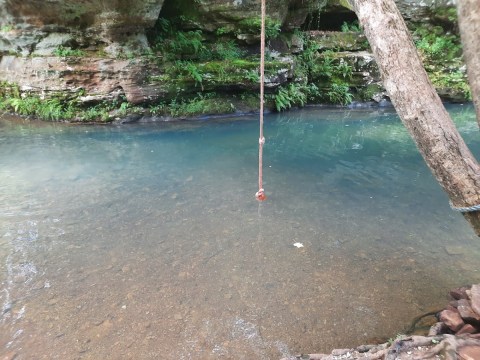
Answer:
1, 105, 480, 359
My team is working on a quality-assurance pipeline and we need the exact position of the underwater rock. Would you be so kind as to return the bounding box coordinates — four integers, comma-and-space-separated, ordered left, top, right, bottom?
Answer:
1, 351, 18, 360
445, 245, 466, 255
450, 286, 470, 300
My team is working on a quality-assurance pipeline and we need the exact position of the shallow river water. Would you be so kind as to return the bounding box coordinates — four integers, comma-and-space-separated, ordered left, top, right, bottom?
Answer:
1, 105, 480, 359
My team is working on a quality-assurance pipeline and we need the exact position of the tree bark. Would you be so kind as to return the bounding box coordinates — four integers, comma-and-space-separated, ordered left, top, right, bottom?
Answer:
349, 0, 480, 235
457, 0, 480, 125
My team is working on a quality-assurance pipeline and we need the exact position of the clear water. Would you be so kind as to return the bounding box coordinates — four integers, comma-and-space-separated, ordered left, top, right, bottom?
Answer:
1, 105, 480, 359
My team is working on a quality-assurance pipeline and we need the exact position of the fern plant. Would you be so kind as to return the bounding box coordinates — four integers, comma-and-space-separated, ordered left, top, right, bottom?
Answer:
274, 83, 319, 112
174, 61, 204, 90
327, 82, 353, 105
53, 46, 86, 57
341, 21, 361, 32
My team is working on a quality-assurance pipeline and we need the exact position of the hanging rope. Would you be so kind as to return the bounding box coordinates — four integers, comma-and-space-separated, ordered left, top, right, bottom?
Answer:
255, 0, 267, 202
450, 201, 480, 213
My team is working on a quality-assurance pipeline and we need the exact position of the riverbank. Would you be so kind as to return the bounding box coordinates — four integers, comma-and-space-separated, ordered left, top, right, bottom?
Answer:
0, 97, 395, 129
0, 96, 396, 125
284, 284, 480, 360
0, 4, 470, 125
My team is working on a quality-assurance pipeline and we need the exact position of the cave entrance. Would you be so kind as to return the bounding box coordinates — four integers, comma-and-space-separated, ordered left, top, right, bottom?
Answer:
156, 0, 185, 21
302, 6, 358, 31
147, 0, 200, 45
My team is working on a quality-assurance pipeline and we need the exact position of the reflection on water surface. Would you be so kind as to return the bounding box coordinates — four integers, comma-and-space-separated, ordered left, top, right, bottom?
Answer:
1, 105, 480, 359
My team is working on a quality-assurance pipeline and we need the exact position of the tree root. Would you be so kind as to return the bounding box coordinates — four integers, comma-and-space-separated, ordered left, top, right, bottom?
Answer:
281, 334, 480, 360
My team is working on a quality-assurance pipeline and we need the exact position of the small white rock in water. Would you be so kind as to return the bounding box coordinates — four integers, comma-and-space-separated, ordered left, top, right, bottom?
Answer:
293, 242, 304, 248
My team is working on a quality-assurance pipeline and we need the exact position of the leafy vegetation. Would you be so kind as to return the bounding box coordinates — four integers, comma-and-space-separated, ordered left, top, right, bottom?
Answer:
414, 27, 461, 64
145, 15, 358, 112
335, 59, 353, 79
296, 38, 322, 77
150, 93, 235, 117
4, 5, 470, 121
326, 82, 354, 105
245, 70, 260, 83
307, 50, 354, 82
293, 39, 354, 106
53, 46, 86, 57
274, 82, 353, 112
0, 83, 75, 120
428, 7, 458, 29
164, 57, 287, 91
173, 61, 205, 89
0, 93, 76, 121
0, 81, 20, 98
0, 82, 138, 122
237, 17, 282, 39
427, 68, 471, 100
274, 83, 319, 112
341, 21, 361, 33
212, 41, 244, 61
414, 25, 471, 100
79, 105, 110, 122
215, 27, 232, 36
169, 30, 206, 58
150, 18, 244, 62
1, 25, 13, 32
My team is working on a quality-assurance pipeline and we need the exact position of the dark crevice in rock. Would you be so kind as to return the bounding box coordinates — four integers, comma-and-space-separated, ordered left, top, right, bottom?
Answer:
302, 8, 358, 31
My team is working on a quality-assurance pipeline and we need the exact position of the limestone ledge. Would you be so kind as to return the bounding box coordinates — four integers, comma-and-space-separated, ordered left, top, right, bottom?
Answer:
0, 55, 163, 104
0, 52, 385, 106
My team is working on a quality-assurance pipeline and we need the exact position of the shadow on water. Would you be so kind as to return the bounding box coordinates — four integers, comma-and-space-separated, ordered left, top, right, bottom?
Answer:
1, 105, 480, 359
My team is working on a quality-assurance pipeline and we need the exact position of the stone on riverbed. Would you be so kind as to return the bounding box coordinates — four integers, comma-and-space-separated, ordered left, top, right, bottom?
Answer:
439, 308, 464, 332
470, 284, 480, 316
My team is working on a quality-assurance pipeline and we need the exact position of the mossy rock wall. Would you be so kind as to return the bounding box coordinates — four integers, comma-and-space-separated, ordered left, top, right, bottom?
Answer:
162, 0, 322, 32
0, 0, 457, 55
0, 0, 469, 122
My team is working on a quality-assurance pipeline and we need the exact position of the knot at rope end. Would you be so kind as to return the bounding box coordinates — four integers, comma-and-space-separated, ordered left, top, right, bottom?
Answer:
255, 188, 267, 201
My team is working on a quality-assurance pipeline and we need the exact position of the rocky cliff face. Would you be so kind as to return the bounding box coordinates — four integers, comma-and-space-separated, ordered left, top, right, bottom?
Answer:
0, 0, 164, 56
1, 0, 455, 56
0, 0, 466, 121
0, 0, 322, 56
164, 0, 321, 31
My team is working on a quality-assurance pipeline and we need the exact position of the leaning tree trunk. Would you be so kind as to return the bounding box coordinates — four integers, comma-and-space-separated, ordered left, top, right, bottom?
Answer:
457, 0, 480, 125
349, 0, 480, 235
